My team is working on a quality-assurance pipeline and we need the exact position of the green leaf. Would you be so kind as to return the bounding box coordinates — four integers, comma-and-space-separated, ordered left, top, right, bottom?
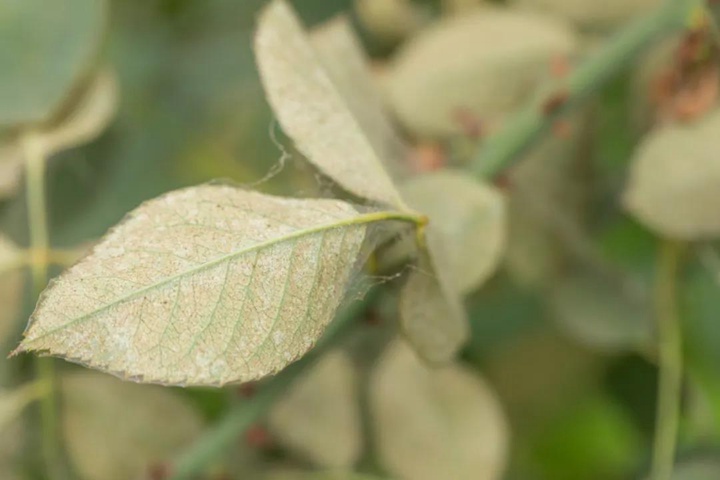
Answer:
0, 0, 108, 126
399, 235, 469, 364
310, 16, 411, 181
268, 350, 361, 468
385, 9, 576, 138
400, 169, 506, 294
254, 0, 405, 208
370, 341, 509, 480
624, 111, 720, 240
61, 371, 203, 480
550, 271, 652, 352
15, 185, 405, 386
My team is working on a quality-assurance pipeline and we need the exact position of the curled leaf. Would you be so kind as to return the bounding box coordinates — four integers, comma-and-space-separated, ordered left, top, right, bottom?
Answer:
61, 371, 203, 480
0, 0, 108, 125
623, 111, 720, 239
370, 341, 509, 480
400, 169, 506, 294
399, 236, 469, 364
268, 350, 361, 468
16, 185, 387, 386
255, 0, 405, 208
386, 9, 576, 138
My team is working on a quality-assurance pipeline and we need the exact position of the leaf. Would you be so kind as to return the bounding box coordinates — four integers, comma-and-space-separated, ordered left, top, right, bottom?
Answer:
549, 271, 652, 352
0, 69, 118, 201
399, 235, 469, 364
254, 0, 405, 208
354, 0, 429, 44
16, 185, 380, 386
399, 169, 506, 294
370, 341, 509, 480
0, 0, 108, 126
61, 371, 203, 480
310, 16, 411, 181
38, 68, 119, 156
0, 235, 25, 348
385, 9, 576, 138
623, 111, 720, 240
268, 350, 361, 468
0, 381, 48, 432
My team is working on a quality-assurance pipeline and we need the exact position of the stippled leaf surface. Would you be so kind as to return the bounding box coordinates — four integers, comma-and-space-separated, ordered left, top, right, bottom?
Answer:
399, 233, 469, 364
268, 350, 361, 468
400, 169, 506, 294
0, 0, 108, 126
61, 371, 203, 480
17, 185, 375, 386
623, 111, 720, 239
370, 341, 509, 480
310, 16, 411, 181
254, 0, 405, 208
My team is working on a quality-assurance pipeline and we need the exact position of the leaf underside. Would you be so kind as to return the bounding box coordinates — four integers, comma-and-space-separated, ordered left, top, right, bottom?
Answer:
19, 185, 369, 386
254, 0, 404, 208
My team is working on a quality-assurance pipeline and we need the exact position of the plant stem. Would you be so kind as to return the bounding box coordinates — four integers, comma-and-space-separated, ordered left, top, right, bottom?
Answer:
470, 0, 701, 178
650, 240, 684, 480
21, 132, 64, 479
169, 285, 380, 480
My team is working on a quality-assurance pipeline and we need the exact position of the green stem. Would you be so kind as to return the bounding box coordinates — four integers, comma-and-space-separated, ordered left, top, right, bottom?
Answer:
169, 286, 381, 480
651, 240, 684, 480
470, 0, 701, 178
21, 132, 64, 479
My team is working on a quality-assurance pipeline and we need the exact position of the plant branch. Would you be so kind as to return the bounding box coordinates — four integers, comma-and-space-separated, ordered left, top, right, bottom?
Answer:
651, 239, 684, 480
169, 285, 381, 480
470, 0, 702, 178
21, 132, 66, 480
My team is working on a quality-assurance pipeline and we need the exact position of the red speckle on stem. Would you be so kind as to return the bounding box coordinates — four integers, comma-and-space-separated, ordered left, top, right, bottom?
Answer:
146, 462, 172, 480
245, 425, 273, 449
541, 91, 569, 117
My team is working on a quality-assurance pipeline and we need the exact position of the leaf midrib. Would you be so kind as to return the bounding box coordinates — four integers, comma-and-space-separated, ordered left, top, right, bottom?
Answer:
23, 209, 418, 345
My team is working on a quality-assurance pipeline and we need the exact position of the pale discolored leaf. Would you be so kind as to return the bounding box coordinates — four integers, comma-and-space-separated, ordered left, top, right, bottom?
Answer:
0, 0, 108, 126
550, 272, 652, 352
38, 68, 119, 156
61, 371, 203, 480
17, 185, 378, 386
0, 235, 25, 347
370, 341, 509, 480
268, 350, 361, 468
623, 111, 720, 240
0, 381, 48, 432
385, 9, 576, 138
510, 0, 661, 31
310, 17, 411, 181
254, 0, 405, 208
399, 236, 469, 364
400, 169, 506, 294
